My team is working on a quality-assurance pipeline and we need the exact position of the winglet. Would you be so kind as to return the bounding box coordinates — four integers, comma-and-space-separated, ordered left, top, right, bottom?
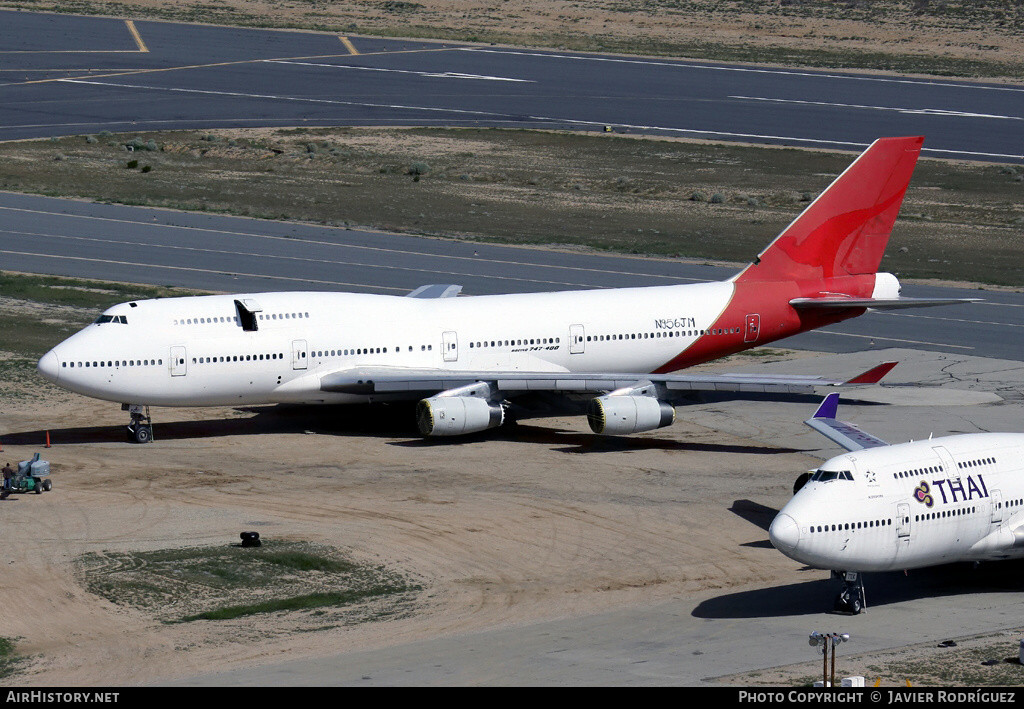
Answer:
842, 361, 897, 385
812, 392, 840, 420
804, 394, 889, 451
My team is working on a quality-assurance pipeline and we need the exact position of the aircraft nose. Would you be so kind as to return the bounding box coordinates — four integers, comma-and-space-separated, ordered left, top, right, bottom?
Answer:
37, 350, 60, 383
769, 513, 800, 553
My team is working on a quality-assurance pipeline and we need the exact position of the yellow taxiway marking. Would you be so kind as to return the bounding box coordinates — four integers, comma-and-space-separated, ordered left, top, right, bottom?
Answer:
0, 19, 148, 54
125, 20, 149, 53
339, 36, 359, 55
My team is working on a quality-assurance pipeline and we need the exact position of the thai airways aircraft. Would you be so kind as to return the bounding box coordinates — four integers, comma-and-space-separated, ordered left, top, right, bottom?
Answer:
770, 393, 1024, 614
36, 136, 967, 443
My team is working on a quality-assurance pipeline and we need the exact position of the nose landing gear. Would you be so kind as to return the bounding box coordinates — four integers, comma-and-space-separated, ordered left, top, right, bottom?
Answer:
123, 404, 154, 444
832, 570, 866, 614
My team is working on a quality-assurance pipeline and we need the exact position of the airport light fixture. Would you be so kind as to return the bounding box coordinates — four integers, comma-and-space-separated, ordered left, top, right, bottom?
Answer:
809, 632, 850, 687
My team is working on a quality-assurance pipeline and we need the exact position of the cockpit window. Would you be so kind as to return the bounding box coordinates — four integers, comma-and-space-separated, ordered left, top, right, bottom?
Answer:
810, 469, 853, 482
93, 315, 127, 324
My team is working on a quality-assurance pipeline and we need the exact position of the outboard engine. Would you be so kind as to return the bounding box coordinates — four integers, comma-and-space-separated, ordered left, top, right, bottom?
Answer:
587, 395, 675, 435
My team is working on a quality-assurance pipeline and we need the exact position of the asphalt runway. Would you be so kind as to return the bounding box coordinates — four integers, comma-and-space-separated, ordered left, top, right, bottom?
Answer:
1, 10, 1022, 162
175, 573, 1024, 686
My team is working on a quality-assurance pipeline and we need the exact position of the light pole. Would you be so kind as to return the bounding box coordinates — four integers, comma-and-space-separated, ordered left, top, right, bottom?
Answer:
809, 632, 850, 687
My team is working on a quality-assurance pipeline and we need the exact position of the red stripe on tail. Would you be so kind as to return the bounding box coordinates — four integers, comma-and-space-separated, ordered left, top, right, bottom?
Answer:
735, 136, 923, 283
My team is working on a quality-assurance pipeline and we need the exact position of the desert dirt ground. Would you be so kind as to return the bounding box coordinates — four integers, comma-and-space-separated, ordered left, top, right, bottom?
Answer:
3, 346, 1024, 686
0, 351, 836, 686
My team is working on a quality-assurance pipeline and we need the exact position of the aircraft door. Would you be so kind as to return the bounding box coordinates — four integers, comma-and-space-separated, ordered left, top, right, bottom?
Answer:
292, 340, 307, 370
569, 324, 585, 354
744, 314, 760, 343
932, 446, 959, 480
990, 489, 1003, 524
896, 503, 911, 539
170, 346, 187, 377
442, 331, 459, 362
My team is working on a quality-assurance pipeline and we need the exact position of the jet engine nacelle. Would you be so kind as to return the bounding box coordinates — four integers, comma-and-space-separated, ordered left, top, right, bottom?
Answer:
586, 395, 675, 435
417, 396, 505, 437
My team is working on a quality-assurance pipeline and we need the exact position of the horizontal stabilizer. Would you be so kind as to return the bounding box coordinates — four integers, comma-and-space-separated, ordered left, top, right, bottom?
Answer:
804, 393, 889, 451
406, 284, 463, 299
791, 296, 981, 310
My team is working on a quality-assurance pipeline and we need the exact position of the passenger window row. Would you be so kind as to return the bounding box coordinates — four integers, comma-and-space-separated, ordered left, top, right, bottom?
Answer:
194, 354, 284, 364
589, 330, 691, 342
63, 359, 161, 368
192, 344, 438, 365
895, 465, 943, 480
957, 456, 995, 469
174, 312, 311, 326
307, 345, 433, 356
470, 337, 558, 348
916, 506, 977, 522
809, 519, 893, 534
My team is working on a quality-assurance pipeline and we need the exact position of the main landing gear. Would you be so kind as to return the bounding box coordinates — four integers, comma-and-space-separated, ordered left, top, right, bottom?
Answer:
123, 404, 154, 444
832, 570, 866, 614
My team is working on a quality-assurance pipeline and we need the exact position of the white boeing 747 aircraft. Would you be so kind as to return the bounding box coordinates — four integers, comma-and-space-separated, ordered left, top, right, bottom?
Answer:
37, 136, 968, 443
770, 393, 1024, 614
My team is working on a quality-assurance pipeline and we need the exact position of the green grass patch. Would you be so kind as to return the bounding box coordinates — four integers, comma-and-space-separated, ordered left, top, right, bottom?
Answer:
0, 637, 27, 681
0, 313, 88, 359
180, 587, 406, 622
76, 541, 420, 626
0, 272, 203, 310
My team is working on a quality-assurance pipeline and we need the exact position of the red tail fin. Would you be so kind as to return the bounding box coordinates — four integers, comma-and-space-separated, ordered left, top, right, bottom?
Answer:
736, 136, 923, 283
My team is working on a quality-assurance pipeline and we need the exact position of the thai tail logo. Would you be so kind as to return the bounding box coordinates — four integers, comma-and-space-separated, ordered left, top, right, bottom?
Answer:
914, 481, 934, 508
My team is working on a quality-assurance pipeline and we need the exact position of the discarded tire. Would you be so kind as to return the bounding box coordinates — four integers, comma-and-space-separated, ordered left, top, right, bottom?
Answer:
240, 531, 261, 547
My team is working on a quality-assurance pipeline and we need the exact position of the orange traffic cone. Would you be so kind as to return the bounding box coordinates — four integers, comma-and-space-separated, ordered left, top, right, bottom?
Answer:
45, 431, 51, 448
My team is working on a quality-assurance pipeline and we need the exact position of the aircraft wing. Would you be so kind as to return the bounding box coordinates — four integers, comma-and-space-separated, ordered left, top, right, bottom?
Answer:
803, 392, 889, 451
320, 362, 897, 398
406, 284, 463, 298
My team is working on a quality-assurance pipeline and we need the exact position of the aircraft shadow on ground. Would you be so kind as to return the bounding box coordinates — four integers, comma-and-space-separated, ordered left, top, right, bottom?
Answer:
389, 421, 799, 455
693, 559, 1024, 619
3, 403, 424, 446
6, 404, 806, 457
730, 499, 779, 533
